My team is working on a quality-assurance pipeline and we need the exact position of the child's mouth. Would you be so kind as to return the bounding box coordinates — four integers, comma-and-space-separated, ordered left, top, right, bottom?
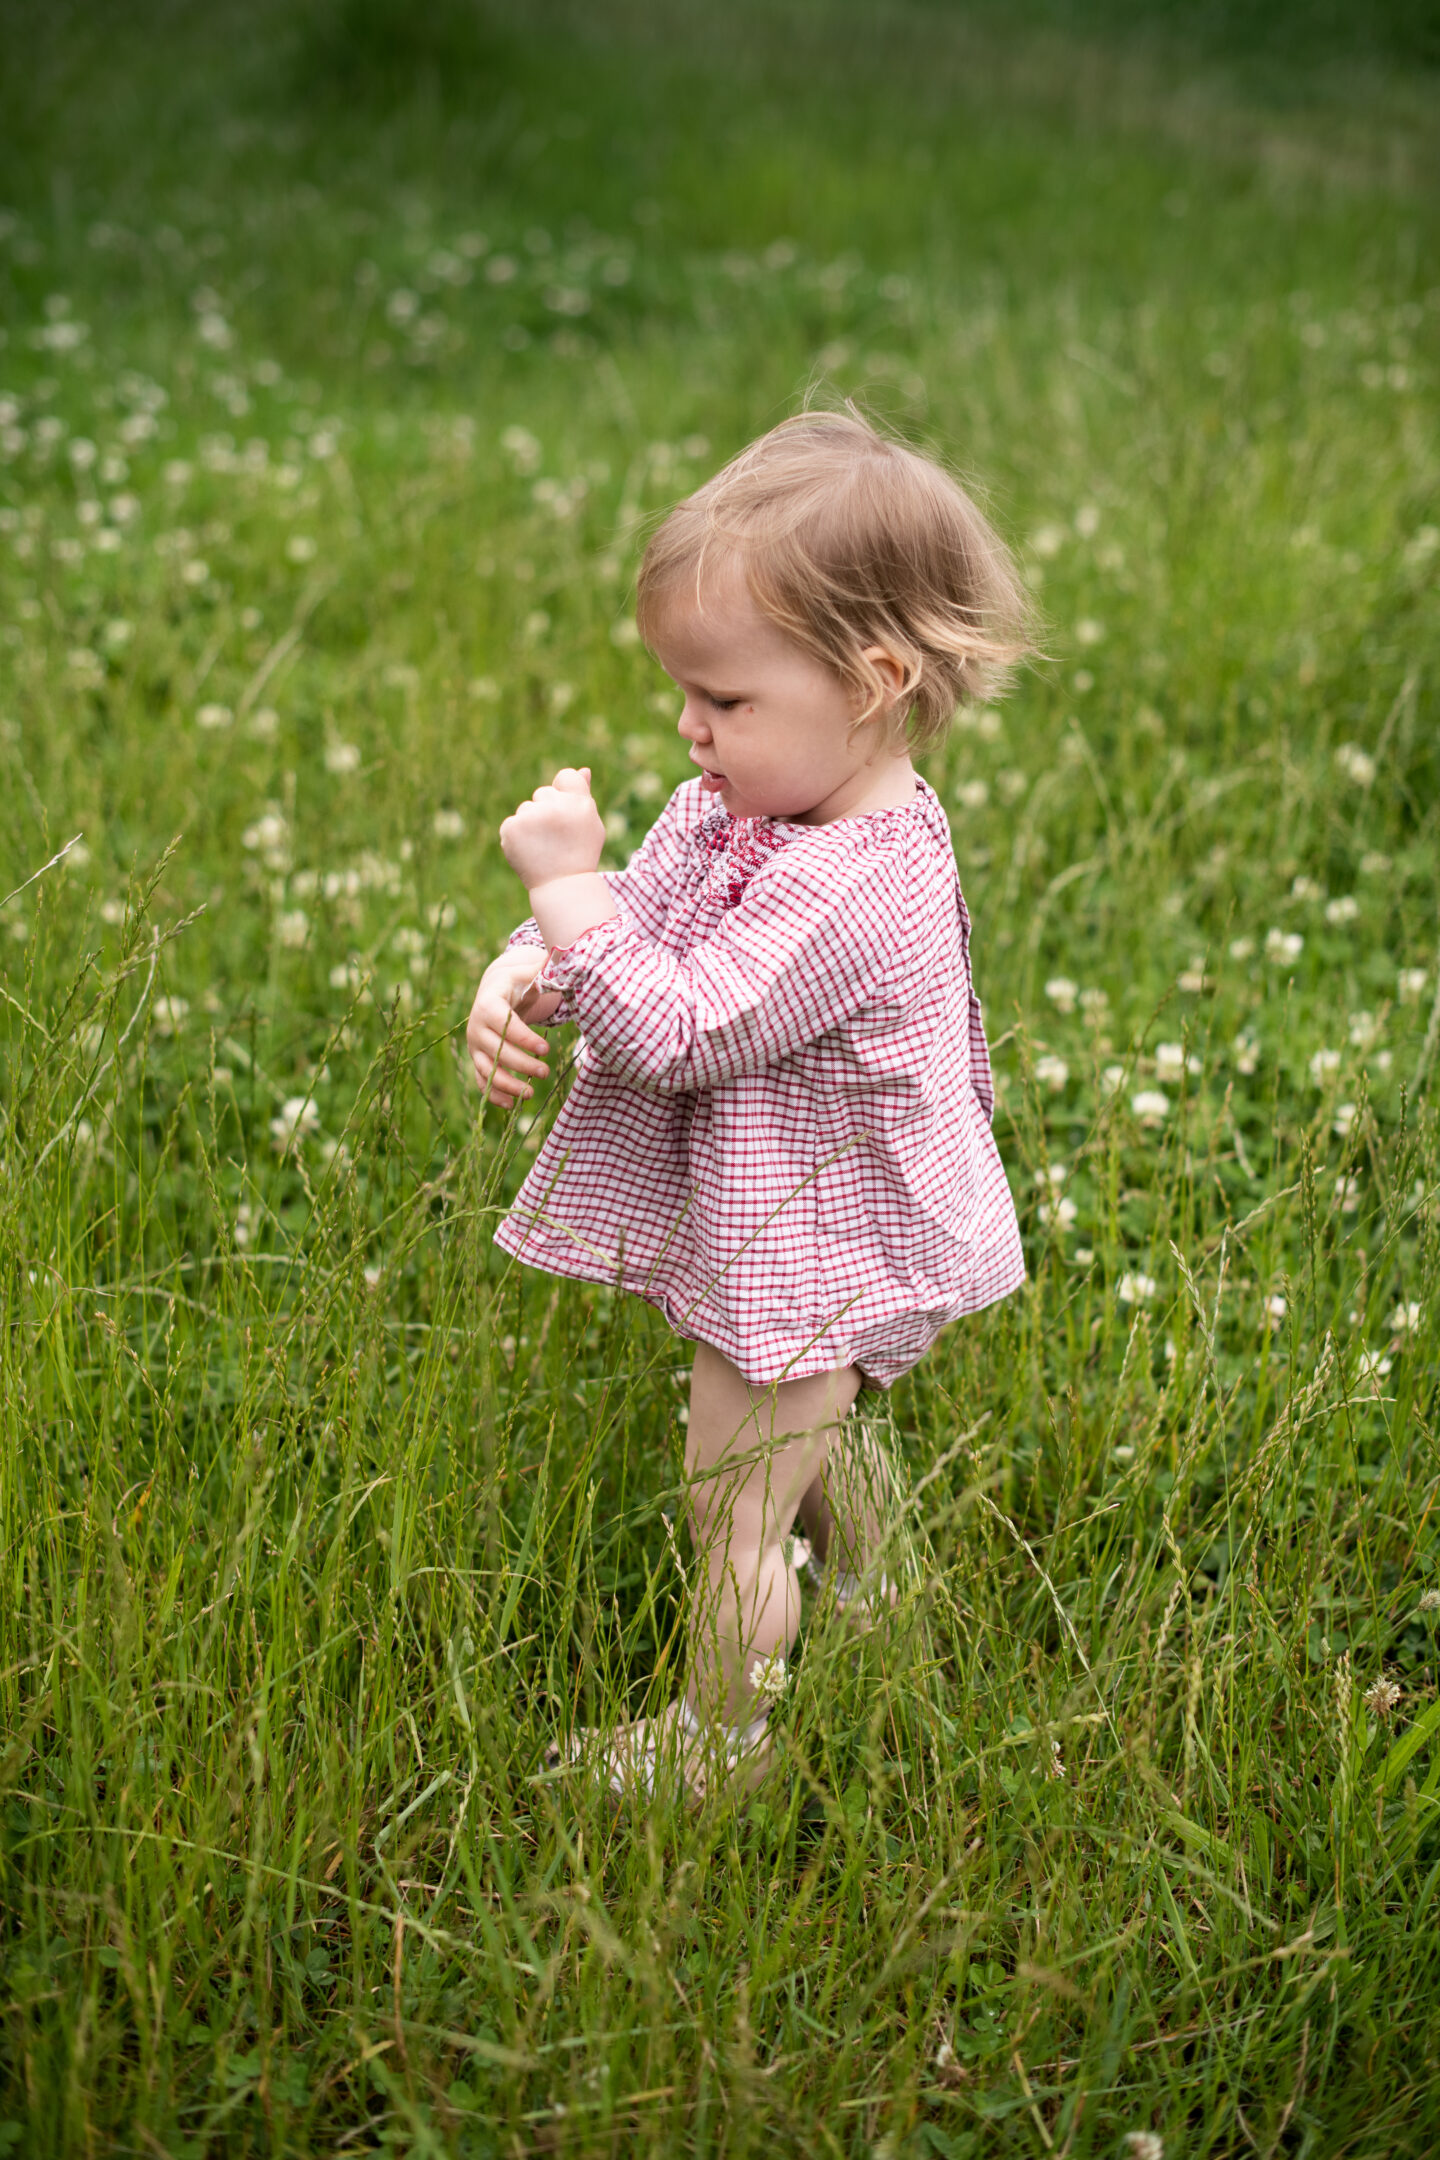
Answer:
700, 770, 728, 793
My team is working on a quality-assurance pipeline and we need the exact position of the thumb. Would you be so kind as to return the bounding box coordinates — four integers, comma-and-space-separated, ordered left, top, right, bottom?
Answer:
552, 766, 592, 793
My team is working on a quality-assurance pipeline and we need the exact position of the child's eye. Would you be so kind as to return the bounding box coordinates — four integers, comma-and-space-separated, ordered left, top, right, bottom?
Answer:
708, 696, 740, 712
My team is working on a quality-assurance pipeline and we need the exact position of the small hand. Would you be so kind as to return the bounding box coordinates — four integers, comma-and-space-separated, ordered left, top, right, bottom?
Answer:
466, 949, 553, 1107
499, 767, 606, 892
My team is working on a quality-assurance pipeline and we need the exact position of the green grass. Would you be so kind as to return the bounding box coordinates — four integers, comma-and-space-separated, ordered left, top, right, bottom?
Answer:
1, 0, 1439, 2151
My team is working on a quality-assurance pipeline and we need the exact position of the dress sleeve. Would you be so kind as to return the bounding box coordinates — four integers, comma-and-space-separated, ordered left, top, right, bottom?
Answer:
534, 831, 909, 1094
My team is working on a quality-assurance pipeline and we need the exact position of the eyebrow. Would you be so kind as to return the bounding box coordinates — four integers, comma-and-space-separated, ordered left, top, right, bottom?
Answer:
671, 670, 746, 701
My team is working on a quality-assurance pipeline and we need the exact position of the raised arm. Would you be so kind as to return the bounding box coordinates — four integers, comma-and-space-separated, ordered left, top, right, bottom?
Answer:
532, 835, 909, 1094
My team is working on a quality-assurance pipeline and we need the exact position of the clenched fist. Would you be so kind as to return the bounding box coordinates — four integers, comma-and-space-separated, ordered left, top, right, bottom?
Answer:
499, 767, 605, 892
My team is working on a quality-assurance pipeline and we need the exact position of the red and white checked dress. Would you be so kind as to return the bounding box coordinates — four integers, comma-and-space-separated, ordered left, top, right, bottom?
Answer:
494, 775, 1023, 1387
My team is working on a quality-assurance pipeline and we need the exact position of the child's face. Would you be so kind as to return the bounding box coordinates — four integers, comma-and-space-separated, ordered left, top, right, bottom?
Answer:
652, 572, 902, 826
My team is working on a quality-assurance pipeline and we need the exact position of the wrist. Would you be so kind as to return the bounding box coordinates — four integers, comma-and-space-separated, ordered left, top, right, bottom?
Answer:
528, 869, 618, 953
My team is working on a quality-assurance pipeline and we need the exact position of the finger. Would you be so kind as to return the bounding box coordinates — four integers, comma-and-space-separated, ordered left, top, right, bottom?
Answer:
497, 1000, 551, 1045
473, 1056, 530, 1104
498, 1043, 550, 1080
473, 1028, 549, 1077
495, 1012, 550, 1057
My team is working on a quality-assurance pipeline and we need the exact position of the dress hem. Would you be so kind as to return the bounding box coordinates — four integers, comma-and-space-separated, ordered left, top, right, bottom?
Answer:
493, 1217, 1026, 1389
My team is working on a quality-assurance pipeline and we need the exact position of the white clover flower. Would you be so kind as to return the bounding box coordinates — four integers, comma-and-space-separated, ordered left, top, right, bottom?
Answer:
103, 618, 133, 649
1101, 1064, 1126, 1094
1074, 504, 1101, 538
100, 897, 126, 926
1131, 1089, 1170, 1123
1079, 985, 1109, 1012
286, 535, 317, 564
270, 1095, 319, 1152
1387, 1302, 1422, 1338
234, 1202, 253, 1248
1232, 1031, 1259, 1076
1228, 936, 1255, 960
1335, 743, 1376, 787
747, 1653, 788, 1703
1117, 1272, 1157, 1304
1154, 1043, 1188, 1082
1355, 1349, 1392, 1387
1309, 1047, 1341, 1083
196, 702, 232, 731
955, 778, 990, 810
1364, 1676, 1401, 1722
1265, 1294, 1287, 1326
180, 558, 210, 587
1265, 929, 1304, 962
1124, 2136, 1164, 2160
1348, 1011, 1380, 1049
1035, 1055, 1069, 1092
500, 423, 541, 468
1398, 969, 1429, 1003
242, 809, 288, 855
1325, 895, 1359, 925
325, 740, 361, 775
1177, 966, 1210, 994
1039, 1194, 1078, 1231
1291, 875, 1322, 902
432, 808, 466, 840
1075, 618, 1105, 647
1332, 1102, 1357, 1137
1043, 1738, 1064, 1779
1044, 976, 1078, 1012
1030, 523, 1066, 558
1333, 1174, 1361, 1213
274, 909, 309, 949
152, 995, 189, 1035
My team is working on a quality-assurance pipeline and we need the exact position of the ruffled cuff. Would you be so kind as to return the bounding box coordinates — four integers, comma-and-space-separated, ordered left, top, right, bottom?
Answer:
533, 915, 621, 1003
503, 916, 582, 1029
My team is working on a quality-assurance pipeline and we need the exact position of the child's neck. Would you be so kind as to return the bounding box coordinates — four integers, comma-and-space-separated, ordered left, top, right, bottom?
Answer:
787, 752, 918, 827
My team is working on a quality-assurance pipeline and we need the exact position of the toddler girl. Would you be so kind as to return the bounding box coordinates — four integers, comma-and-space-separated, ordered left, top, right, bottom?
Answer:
467, 410, 1030, 1801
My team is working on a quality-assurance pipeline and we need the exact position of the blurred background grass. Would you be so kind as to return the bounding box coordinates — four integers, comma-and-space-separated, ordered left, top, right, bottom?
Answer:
0, 1, 1438, 2154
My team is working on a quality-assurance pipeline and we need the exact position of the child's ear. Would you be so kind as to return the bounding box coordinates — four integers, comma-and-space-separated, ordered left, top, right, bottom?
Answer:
857, 642, 910, 710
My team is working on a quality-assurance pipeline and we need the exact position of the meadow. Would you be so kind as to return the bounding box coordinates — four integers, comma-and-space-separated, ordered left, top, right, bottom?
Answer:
1, 0, 1438, 2151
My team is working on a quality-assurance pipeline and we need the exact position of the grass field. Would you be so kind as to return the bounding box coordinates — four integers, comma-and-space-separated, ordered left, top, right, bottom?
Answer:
1, 1, 1439, 2151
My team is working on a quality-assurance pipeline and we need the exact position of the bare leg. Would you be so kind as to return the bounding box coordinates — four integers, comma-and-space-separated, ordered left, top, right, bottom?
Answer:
796, 1406, 898, 1578
684, 1343, 861, 1729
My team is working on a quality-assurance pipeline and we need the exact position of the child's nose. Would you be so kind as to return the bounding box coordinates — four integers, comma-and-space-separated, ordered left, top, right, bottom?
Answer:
678, 700, 711, 743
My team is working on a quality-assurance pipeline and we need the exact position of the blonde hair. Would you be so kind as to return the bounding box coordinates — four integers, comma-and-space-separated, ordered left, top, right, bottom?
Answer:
636, 408, 1033, 754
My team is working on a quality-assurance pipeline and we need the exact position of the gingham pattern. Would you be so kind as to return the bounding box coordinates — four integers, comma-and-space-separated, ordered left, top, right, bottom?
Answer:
495, 775, 1023, 1386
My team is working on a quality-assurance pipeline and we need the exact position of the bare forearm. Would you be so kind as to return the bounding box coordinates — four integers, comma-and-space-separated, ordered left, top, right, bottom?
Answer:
528, 871, 619, 953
